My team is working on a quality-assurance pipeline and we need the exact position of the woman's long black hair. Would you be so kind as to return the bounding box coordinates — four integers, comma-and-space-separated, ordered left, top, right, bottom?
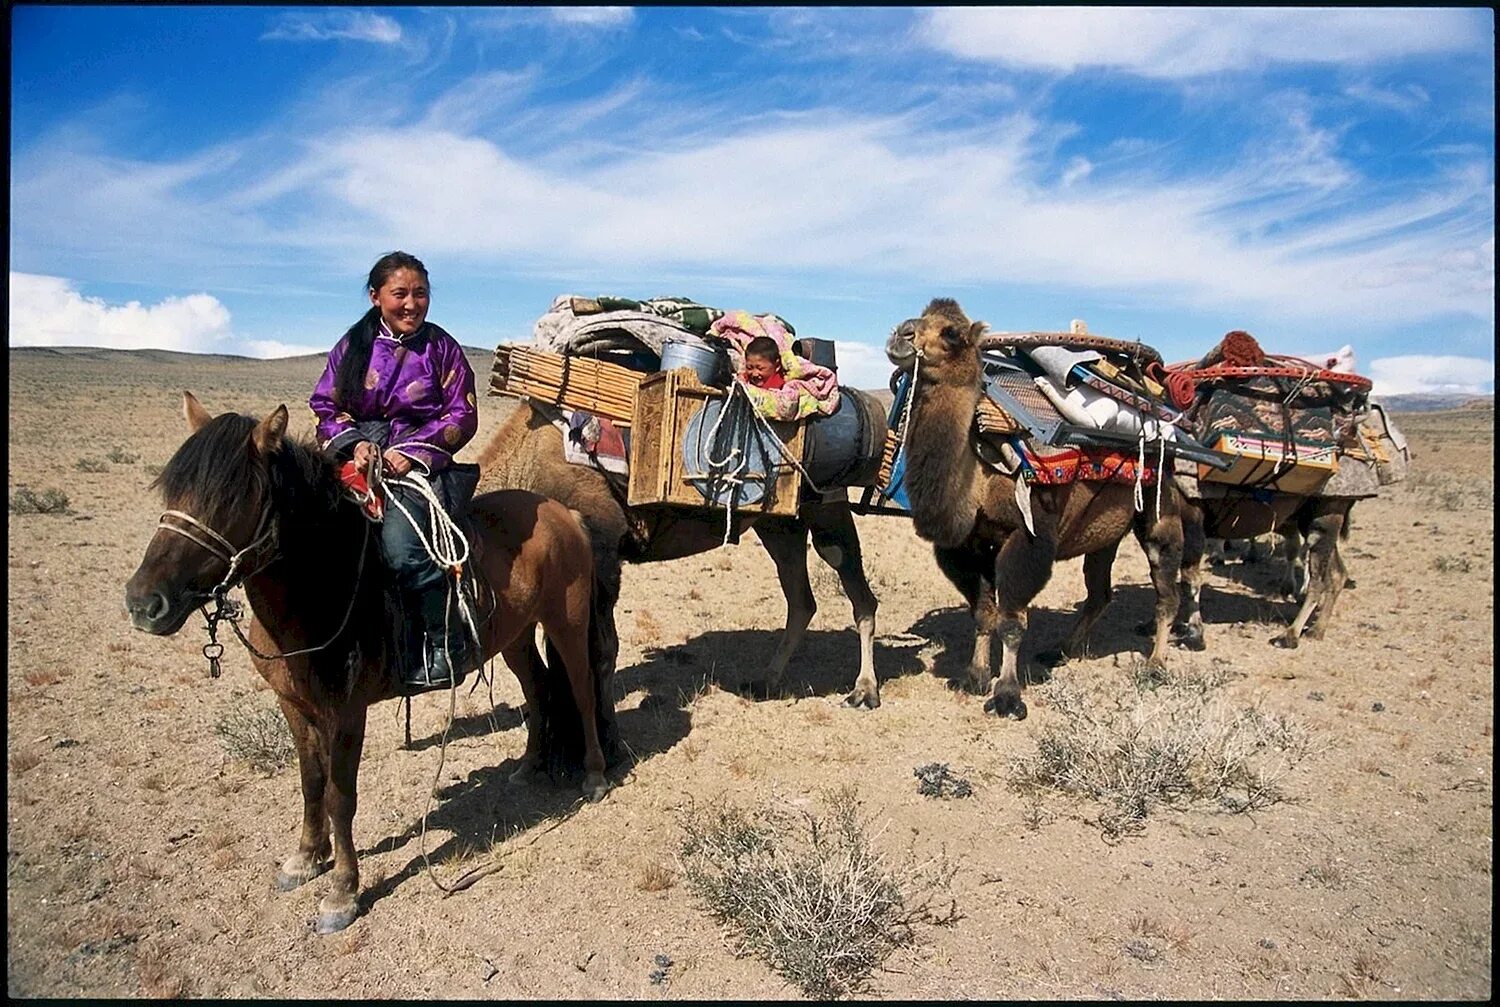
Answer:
332, 251, 430, 407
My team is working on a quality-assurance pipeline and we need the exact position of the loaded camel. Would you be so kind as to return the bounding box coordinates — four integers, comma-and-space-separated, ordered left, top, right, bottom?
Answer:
886, 298, 1187, 719
1164, 335, 1401, 650
476, 399, 884, 709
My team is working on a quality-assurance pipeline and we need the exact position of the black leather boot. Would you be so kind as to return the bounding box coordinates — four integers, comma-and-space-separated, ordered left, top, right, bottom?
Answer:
401, 589, 476, 695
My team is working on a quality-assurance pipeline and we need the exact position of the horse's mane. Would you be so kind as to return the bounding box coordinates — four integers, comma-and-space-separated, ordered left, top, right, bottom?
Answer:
153, 413, 343, 526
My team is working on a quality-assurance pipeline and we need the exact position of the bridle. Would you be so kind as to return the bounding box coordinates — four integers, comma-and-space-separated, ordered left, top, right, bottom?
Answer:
154, 495, 370, 678
156, 505, 278, 598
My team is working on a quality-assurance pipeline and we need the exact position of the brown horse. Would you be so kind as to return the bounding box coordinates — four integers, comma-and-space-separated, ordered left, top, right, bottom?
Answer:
887, 299, 1186, 719
124, 392, 610, 934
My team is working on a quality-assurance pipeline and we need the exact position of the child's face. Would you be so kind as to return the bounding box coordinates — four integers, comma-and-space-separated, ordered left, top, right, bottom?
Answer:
744, 352, 782, 384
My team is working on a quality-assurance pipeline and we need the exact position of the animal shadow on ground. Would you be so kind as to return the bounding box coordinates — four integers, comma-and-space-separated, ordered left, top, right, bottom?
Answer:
613, 628, 929, 706
360, 666, 689, 914
909, 583, 1234, 694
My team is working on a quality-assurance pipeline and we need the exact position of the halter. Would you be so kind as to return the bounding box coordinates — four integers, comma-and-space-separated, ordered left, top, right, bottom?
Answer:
156, 505, 278, 597
154, 499, 369, 678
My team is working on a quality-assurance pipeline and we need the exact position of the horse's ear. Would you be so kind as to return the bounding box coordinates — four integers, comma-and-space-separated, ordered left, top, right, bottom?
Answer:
252, 405, 289, 457
968, 321, 988, 345
183, 391, 212, 432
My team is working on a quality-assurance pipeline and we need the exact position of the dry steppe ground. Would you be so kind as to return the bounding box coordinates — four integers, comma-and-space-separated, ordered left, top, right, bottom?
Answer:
7, 348, 1493, 999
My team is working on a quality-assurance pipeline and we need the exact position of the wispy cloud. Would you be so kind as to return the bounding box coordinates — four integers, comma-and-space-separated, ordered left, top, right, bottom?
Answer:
920, 8, 1486, 78
1368, 355, 1494, 396
9, 273, 235, 353
547, 7, 633, 29
11, 100, 1493, 332
262, 11, 402, 45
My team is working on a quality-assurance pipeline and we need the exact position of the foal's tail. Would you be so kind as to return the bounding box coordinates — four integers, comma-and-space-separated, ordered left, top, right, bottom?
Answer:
567, 509, 621, 766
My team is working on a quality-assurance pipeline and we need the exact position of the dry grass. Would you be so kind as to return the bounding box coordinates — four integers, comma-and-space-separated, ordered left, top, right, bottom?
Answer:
637, 860, 676, 892
75, 456, 108, 473
9, 486, 71, 514
678, 786, 957, 1000
135, 941, 187, 997
23, 670, 62, 688
632, 610, 664, 647
1406, 471, 1494, 512
212, 705, 295, 775
1012, 676, 1309, 838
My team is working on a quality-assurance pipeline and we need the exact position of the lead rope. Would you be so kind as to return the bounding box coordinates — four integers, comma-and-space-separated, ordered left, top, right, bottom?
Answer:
379, 469, 486, 896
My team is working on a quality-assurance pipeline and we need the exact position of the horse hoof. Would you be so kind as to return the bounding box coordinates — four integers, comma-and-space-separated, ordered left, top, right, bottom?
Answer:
314, 906, 358, 935
985, 694, 1027, 721
1174, 632, 1207, 652
508, 759, 540, 785
1272, 634, 1299, 650
844, 688, 881, 711
275, 860, 328, 892
582, 774, 609, 803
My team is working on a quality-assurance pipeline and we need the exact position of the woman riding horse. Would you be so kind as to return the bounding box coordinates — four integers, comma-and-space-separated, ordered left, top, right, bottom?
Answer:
308, 251, 480, 693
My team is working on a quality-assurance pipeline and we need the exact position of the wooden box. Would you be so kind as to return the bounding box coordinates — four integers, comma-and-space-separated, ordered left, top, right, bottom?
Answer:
1197, 431, 1338, 494
627, 369, 805, 516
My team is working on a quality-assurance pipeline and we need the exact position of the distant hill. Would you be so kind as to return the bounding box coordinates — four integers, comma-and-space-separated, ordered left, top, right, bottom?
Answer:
1381, 393, 1494, 414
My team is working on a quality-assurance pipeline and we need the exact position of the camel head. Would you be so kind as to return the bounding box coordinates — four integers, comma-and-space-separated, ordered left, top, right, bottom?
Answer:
886, 298, 987, 385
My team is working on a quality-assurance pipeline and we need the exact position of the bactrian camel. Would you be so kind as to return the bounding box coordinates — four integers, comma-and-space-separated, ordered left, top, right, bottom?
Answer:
476, 401, 883, 710
886, 298, 1186, 719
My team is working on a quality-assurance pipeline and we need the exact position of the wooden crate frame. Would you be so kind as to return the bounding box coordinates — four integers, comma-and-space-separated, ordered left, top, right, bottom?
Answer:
627, 369, 805, 516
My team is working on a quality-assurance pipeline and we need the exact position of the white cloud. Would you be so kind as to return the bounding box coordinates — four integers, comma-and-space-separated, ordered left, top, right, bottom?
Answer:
241, 339, 328, 359
8, 273, 234, 353
548, 7, 633, 28
1368, 355, 1495, 396
920, 8, 1484, 79
832, 340, 896, 392
262, 11, 402, 44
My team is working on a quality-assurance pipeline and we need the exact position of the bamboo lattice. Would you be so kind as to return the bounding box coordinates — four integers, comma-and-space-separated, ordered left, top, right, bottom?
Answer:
489, 345, 644, 426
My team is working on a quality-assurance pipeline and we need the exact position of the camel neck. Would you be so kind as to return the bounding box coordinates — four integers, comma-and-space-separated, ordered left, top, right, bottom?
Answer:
903, 376, 982, 547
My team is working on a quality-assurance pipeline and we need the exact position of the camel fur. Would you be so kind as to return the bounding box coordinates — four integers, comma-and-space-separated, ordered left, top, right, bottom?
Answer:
476, 401, 883, 708
886, 298, 1186, 719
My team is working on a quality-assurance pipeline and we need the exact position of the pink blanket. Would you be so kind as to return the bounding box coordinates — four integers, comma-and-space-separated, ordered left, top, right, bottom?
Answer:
709, 310, 840, 421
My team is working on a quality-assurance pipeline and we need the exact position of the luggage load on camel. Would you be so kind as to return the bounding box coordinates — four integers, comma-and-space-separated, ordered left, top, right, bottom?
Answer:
1163, 329, 1407, 503
489, 294, 890, 522
864, 320, 1233, 517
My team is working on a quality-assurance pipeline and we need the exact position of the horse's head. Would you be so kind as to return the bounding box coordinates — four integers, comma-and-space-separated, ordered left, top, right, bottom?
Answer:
886, 298, 987, 384
125, 392, 288, 635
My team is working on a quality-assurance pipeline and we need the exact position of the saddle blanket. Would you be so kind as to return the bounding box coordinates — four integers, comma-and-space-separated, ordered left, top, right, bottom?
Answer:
1014, 441, 1158, 486
555, 409, 630, 475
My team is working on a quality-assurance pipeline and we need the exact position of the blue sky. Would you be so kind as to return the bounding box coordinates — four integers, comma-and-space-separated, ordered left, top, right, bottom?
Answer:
9, 5, 1495, 395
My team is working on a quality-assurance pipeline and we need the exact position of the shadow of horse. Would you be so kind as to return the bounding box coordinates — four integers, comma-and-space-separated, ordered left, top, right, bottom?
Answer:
360, 691, 692, 913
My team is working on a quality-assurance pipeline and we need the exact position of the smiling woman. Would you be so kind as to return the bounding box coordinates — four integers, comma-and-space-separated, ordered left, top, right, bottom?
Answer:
307, 251, 480, 693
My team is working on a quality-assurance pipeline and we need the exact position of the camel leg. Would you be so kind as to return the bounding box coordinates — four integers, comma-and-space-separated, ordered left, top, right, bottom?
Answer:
1173, 506, 1208, 651
1306, 511, 1349, 641
1277, 511, 1341, 647
274, 698, 331, 891
988, 527, 1058, 720
805, 505, 881, 710
314, 710, 368, 935
754, 523, 816, 695
1043, 543, 1118, 667
932, 542, 999, 695
1279, 526, 1308, 600
1134, 507, 1184, 669
500, 637, 547, 784
542, 616, 608, 801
